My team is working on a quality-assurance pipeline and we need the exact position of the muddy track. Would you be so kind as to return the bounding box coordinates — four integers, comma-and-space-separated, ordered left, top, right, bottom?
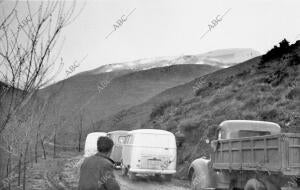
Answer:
25, 153, 190, 190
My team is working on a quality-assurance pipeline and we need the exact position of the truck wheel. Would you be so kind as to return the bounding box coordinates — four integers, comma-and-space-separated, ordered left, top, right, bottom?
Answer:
244, 179, 266, 190
128, 172, 137, 180
188, 167, 194, 181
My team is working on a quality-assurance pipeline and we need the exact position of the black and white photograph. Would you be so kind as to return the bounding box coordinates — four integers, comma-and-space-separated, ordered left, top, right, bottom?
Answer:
0, 0, 300, 189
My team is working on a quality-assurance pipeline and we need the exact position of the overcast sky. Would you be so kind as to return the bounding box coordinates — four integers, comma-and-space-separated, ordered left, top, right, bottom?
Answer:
2, 0, 300, 81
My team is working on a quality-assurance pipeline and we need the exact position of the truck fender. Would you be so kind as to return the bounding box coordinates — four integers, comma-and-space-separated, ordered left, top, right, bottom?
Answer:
188, 157, 217, 189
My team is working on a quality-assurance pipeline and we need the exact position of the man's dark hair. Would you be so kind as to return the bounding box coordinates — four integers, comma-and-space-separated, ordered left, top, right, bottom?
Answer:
97, 136, 114, 153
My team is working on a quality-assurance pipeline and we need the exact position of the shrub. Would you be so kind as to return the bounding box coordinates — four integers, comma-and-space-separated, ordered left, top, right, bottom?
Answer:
195, 86, 211, 97
235, 93, 244, 101
166, 119, 178, 131
264, 95, 280, 104
243, 97, 260, 110
179, 118, 200, 133
209, 90, 233, 107
178, 118, 209, 143
243, 113, 256, 120
258, 108, 279, 120
287, 53, 300, 66
259, 39, 292, 68
236, 70, 250, 78
286, 87, 300, 100
150, 99, 181, 119
264, 68, 289, 87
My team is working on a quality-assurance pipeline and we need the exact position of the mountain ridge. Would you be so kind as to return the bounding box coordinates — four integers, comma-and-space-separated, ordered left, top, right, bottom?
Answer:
79, 48, 260, 75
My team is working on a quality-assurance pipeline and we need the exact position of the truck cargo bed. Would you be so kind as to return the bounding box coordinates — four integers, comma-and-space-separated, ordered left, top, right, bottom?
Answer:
212, 133, 300, 176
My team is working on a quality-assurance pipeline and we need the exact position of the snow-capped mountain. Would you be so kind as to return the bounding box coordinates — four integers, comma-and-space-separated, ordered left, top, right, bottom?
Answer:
83, 48, 260, 75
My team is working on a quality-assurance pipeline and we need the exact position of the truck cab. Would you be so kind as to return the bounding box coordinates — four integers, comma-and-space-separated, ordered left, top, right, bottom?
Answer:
216, 120, 281, 140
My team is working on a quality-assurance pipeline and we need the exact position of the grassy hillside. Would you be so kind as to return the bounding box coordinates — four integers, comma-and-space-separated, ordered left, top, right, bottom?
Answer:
38, 64, 219, 145
96, 55, 262, 132
100, 40, 300, 179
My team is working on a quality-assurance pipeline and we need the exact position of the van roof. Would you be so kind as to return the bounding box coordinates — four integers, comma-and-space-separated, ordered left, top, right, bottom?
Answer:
219, 120, 281, 134
86, 132, 107, 138
129, 129, 174, 135
107, 130, 128, 134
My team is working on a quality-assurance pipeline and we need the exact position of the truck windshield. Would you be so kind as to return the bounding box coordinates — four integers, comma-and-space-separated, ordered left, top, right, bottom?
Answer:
134, 133, 175, 148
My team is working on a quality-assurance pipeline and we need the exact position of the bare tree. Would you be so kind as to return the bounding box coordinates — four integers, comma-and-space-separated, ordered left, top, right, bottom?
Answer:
17, 152, 22, 186
22, 142, 29, 190
34, 102, 47, 163
76, 111, 84, 152
40, 134, 47, 159
53, 123, 57, 158
5, 144, 12, 190
0, 1, 86, 187
0, 0, 81, 134
0, 0, 84, 185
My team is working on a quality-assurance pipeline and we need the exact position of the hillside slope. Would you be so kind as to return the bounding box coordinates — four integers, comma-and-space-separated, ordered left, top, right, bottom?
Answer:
100, 40, 300, 179
38, 64, 220, 144
95, 56, 262, 131
37, 48, 260, 138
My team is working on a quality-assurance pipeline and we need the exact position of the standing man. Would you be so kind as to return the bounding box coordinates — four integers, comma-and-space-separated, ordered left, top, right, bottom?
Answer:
78, 136, 120, 190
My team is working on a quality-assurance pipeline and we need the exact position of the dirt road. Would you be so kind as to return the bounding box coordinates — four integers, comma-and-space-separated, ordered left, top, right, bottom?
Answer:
23, 152, 190, 190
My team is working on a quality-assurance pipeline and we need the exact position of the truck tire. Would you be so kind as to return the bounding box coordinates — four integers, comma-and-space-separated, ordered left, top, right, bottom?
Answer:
244, 178, 266, 190
188, 167, 195, 181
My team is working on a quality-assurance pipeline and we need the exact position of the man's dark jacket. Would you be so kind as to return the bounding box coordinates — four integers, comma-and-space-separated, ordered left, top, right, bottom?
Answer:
78, 153, 120, 190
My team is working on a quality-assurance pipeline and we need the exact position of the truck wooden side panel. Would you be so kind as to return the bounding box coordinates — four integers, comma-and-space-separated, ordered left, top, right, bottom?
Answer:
286, 135, 300, 175
212, 133, 300, 176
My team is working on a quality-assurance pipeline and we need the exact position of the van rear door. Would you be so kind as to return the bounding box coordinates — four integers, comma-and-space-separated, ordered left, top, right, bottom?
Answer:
135, 134, 176, 170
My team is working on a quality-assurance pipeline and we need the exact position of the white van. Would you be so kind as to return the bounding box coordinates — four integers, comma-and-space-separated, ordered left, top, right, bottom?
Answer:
84, 132, 107, 157
121, 129, 177, 181
107, 130, 128, 166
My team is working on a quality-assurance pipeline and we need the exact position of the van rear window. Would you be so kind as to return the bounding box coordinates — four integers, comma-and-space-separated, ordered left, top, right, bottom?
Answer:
134, 134, 175, 147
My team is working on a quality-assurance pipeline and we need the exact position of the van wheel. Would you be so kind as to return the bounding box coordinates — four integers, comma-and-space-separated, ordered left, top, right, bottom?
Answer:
128, 172, 137, 180
154, 174, 161, 180
164, 174, 172, 181
244, 179, 266, 190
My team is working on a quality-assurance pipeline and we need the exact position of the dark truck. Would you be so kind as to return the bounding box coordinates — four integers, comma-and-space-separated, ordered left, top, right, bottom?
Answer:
188, 120, 300, 190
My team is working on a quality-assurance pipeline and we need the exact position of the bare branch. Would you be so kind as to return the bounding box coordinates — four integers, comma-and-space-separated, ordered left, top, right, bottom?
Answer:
0, 0, 82, 134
